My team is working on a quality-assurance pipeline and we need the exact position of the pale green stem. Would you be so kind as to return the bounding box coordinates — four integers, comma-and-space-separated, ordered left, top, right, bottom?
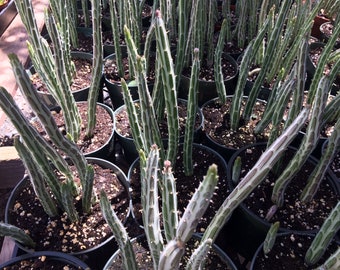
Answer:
140, 147, 164, 268
305, 201, 340, 266
202, 107, 310, 243
100, 190, 138, 270
184, 48, 200, 176
86, 0, 103, 137
271, 75, 330, 207
162, 160, 178, 243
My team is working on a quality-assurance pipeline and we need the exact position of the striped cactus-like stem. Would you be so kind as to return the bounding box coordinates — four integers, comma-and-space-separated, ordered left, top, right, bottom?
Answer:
307, 21, 340, 104
214, 19, 228, 104
159, 164, 218, 270
177, 164, 219, 243
184, 48, 200, 176
233, 0, 247, 49
321, 52, 340, 126
284, 38, 308, 128
100, 190, 138, 270
143, 20, 156, 74
271, 75, 330, 207
121, 79, 146, 153
158, 239, 185, 270
322, 94, 340, 126
206, 0, 217, 67
86, 0, 103, 137
253, 68, 285, 135
8, 54, 93, 214
0, 223, 36, 248
14, 138, 59, 217
49, 0, 74, 80
0, 88, 68, 207
243, 0, 290, 121
109, 0, 124, 77
300, 117, 340, 202
45, 11, 81, 142
15, 0, 59, 100
140, 147, 164, 268
60, 181, 79, 223
201, 107, 310, 244
263, 221, 280, 255
154, 10, 179, 165
232, 156, 242, 185
230, 42, 254, 131
124, 25, 164, 159
315, 247, 340, 270
7, 54, 82, 178
175, 0, 189, 84
80, 0, 90, 27
162, 160, 178, 243
185, 238, 213, 270
185, 0, 203, 65
266, 75, 296, 146
124, 0, 140, 52
221, 0, 232, 42
305, 201, 340, 266
230, 14, 270, 130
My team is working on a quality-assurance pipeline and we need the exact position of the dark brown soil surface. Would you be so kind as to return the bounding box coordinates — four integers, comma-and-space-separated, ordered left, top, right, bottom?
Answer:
182, 54, 237, 82
252, 233, 339, 270
6, 162, 130, 253
233, 144, 339, 232
202, 97, 270, 149
30, 57, 92, 93
106, 234, 236, 269
31, 103, 113, 155
129, 144, 230, 233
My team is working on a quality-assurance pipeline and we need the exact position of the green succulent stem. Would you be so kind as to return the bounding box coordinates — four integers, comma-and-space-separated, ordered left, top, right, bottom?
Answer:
100, 191, 138, 270
202, 107, 310, 244
305, 201, 340, 266
0, 223, 36, 248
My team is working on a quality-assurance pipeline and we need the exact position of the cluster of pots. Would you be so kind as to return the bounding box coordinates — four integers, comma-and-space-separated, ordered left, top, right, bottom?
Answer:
3, 44, 338, 269
2, 2, 339, 269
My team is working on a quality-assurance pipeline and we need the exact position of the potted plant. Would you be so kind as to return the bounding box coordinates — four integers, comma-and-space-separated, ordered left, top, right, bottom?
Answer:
15, 0, 114, 159
250, 200, 340, 269
223, 27, 340, 258
0, 1, 130, 268
100, 92, 311, 268
101, 146, 237, 269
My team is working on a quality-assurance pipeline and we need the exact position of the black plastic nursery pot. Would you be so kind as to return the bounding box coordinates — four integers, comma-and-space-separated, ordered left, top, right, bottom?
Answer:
5, 157, 131, 270
127, 143, 230, 233
27, 51, 104, 108
103, 50, 155, 110
114, 99, 204, 165
249, 232, 340, 270
178, 53, 239, 107
30, 101, 116, 160
221, 142, 340, 261
0, 250, 90, 269
103, 233, 238, 270
201, 95, 269, 162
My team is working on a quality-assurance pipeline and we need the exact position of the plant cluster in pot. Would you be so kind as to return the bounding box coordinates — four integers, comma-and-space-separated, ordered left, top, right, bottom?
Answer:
99, 7, 325, 269
15, 0, 115, 159
223, 36, 340, 260
100, 146, 237, 269
102, 0, 156, 109
21, 0, 104, 108
0, 1, 131, 269
250, 198, 340, 270
202, 0, 311, 162
97, 10, 241, 269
